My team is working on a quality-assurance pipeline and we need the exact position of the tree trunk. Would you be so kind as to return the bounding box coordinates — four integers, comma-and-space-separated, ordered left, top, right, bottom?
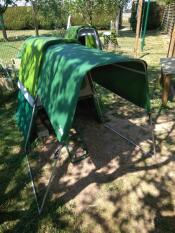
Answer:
115, 8, 120, 36
0, 14, 8, 41
119, 7, 123, 29
134, 0, 143, 57
34, 20, 39, 36
32, 3, 39, 36
86, 1, 93, 25
89, 14, 93, 25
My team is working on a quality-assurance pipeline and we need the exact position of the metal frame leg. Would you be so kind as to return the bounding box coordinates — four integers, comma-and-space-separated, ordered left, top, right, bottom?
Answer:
24, 96, 63, 214
26, 144, 63, 215
24, 97, 40, 153
104, 113, 156, 157
65, 127, 89, 164
104, 123, 149, 156
89, 72, 156, 156
148, 113, 156, 156
26, 152, 40, 213
66, 145, 89, 163
88, 73, 105, 123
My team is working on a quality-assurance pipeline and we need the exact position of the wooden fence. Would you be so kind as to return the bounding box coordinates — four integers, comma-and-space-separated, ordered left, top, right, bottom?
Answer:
161, 3, 175, 35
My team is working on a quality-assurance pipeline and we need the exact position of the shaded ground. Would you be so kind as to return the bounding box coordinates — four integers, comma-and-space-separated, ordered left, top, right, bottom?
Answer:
0, 29, 175, 233
29, 96, 175, 233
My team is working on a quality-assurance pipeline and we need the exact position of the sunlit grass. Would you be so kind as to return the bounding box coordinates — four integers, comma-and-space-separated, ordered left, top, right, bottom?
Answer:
0, 92, 87, 233
0, 29, 175, 233
0, 29, 63, 63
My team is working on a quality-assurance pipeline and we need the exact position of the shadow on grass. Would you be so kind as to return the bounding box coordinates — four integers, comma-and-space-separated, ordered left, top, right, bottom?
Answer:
1, 63, 175, 233
0, 94, 85, 233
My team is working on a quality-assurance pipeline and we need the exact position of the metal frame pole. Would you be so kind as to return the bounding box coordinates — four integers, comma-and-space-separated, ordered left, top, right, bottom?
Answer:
26, 153, 40, 214
88, 73, 155, 156
26, 144, 63, 215
88, 72, 105, 123
104, 123, 150, 156
141, 0, 151, 51
24, 97, 38, 153
148, 113, 156, 156
39, 145, 62, 214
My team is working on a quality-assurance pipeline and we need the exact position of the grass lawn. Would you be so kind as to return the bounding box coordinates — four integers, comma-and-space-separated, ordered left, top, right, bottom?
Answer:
0, 30, 63, 63
0, 28, 175, 233
0, 93, 86, 232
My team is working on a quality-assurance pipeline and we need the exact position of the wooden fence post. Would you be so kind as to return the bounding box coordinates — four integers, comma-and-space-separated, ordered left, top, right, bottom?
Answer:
134, 0, 143, 57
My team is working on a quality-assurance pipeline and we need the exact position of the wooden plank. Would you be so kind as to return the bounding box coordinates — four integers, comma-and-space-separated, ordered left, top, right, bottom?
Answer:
162, 73, 171, 106
134, 0, 143, 57
160, 57, 175, 74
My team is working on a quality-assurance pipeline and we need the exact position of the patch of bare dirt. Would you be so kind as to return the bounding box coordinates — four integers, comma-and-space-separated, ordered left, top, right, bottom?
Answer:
28, 106, 175, 233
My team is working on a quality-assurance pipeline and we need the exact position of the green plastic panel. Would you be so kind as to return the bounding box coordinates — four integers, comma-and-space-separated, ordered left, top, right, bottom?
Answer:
16, 90, 33, 138
17, 37, 150, 143
37, 43, 150, 143
19, 37, 76, 97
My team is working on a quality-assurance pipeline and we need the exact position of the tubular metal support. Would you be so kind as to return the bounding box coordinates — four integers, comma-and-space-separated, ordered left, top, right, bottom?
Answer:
26, 153, 40, 213
39, 144, 62, 214
148, 113, 156, 156
24, 97, 38, 153
26, 144, 63, 215
88, 72, 105, 122
104, 123, 151, 156
89, 72, 154, 156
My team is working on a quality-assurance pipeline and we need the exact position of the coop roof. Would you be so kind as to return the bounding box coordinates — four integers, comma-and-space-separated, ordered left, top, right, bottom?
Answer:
18, 37, 150, 142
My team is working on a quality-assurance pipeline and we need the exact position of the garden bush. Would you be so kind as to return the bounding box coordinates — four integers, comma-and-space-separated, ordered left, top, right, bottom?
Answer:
4, 7, 34, 30
4, 7, 55, 30
4, 6, 114, 30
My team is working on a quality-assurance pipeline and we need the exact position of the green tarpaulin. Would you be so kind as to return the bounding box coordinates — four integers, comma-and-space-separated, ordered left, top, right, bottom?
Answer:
37, 43, 150, 142
18, 37, 150, 143
19, 36, 76, 97
65, 26, 86, 40
16, 90, 33, 138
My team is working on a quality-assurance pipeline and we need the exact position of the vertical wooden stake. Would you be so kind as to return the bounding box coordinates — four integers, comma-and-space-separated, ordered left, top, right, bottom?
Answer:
167, 24, 175, 57
134, 0, 143, 57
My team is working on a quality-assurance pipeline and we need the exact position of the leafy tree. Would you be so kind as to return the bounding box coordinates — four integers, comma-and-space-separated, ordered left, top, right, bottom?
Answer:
38, 0, 68, 29
69, 0, 129, 29
25, 0, 67, 35
70, 0, 100, 25
0, 0, 16, 40
25, 0, 39, 35
31, 0, 39, 35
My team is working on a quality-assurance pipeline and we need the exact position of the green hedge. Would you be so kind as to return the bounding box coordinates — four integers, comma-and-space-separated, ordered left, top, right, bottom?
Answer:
4, 6, 114, 30
4, 6, 63, 30
4, 7, 34, 30
71, 13, 112, 30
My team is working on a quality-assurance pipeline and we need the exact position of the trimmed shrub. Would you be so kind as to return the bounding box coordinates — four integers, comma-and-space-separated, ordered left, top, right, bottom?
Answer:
3, 6, 116, 30
71, 13, 111, 30
4, 7, 34, 30
4, 6, 57, 30
93, 12, 113, 29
